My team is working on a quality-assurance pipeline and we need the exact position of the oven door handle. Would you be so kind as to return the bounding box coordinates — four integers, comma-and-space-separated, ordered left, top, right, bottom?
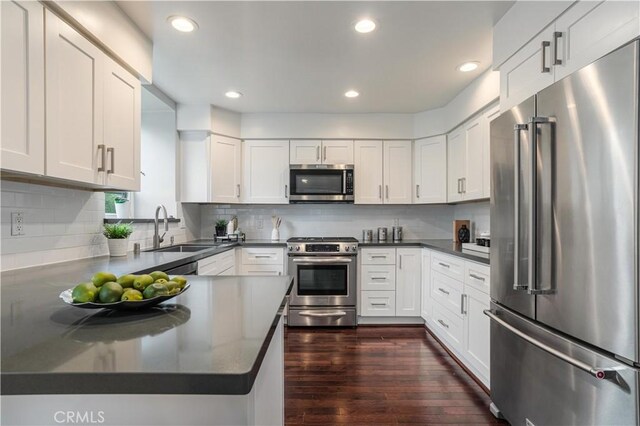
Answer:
292, 258, 353, 264
298, 310, 347, 317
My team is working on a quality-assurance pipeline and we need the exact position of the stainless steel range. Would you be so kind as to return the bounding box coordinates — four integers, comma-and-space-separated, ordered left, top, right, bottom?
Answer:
287, 237, 358, 327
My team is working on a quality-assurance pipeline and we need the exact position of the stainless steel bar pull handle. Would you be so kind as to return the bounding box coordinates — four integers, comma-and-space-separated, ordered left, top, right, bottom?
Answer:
438, 262, 450, 269
484, 310, 618, 380
385, 185, 389, 199
299, 311, 346, 317
513, 124, 528, 290
416, 184, 420, 198
438, 288, 449, 295
370, 303, 388, 307
97, 144, 106, 172
371, 277, 386, 281
469, 273, 485, 282
236, 184, 241, 198
378, 185, 382, 200
285, 184, 288, 198
461, 294, 467, 315
107, 147, 115, 174
323, 146, 327, 161
541, 41, 551, 73
437, 319, 449, 329
316, 146, 320, 161
553, 31, 563, 65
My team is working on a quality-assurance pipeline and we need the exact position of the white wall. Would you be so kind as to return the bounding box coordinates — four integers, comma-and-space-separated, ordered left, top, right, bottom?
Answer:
135, 110, 178, 218
453, 201, 490, 240
200, 204, 455, 241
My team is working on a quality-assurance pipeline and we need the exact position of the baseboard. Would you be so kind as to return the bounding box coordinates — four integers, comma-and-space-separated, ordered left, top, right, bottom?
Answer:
357, 316, 425, 325
423, 324, 490, 395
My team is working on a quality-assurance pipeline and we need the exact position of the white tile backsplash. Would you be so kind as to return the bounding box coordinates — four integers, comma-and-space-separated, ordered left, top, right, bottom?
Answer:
453, 201, 490, 239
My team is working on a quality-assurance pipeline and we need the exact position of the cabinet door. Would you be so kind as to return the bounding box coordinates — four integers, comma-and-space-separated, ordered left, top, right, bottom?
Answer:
413, 136, 447, 204
354, 140, 383, 204
483, 105, 501, 198
383, 141, 412, 204
103, 58, 141, 191
242, 140, 290, 204
1, 1, 45, 175
396, 248, 421, 317
211, 135, 241, 203
421, 249, 432, 321
45, 10, 104, 185
361, 291, 396, 317
322, 140, 354, 165
462, 286, 490, 385
554, 0, 640, 81
463, 116, 485, 200
289, 140, 320, 165
179, 133, 210, 202
500, 27, 556, 111
447, 127, 465, 203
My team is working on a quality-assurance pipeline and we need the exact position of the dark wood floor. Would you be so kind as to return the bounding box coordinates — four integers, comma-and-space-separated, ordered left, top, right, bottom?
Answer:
284, 326, 504, 425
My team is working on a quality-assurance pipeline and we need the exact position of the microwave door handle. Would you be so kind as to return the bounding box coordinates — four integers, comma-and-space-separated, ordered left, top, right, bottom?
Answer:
343, 170, 347, 194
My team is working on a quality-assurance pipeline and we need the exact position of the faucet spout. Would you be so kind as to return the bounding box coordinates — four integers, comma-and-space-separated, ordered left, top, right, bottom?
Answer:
154, 205, 169, 249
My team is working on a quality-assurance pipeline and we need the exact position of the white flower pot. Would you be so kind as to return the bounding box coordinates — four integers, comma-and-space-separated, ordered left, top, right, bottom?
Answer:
107, 238, 129, 257
115, 201, 131, 219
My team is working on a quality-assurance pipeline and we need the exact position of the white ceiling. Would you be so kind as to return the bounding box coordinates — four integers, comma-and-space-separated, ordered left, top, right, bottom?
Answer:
118, 1, 513, 114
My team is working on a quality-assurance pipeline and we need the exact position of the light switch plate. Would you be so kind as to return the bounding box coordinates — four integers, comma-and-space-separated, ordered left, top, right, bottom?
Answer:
11, 212, 25, 236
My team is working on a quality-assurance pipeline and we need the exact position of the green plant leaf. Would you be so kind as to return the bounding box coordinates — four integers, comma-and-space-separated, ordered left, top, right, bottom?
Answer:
103, 222, 134, 239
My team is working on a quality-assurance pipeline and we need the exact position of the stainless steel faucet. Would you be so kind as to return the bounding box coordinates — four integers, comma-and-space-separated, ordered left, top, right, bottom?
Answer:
153, 205, 169, 249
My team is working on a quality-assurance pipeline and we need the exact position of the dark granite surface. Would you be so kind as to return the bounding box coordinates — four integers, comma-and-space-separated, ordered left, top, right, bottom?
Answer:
358, 239, 490, 264
1, 275, 292, 395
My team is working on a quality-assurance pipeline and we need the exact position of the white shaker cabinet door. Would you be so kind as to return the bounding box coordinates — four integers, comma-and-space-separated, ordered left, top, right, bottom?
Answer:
103, 58, 141, 191
383, 140, 412, 204
447, 127, 465, 203
290, 140, 321, 165
211, 135, 242, 203
321, 140, 354, 165
1, 0, 45, 175
462, 286, 491, 385
463, 116, 484, 201
242, 140, 290, 204
421, 249, 432, 321
413, 136, 447, 204
354, 140, 383, 204
45, 10, 105, 185
395, 248, 422, 317
483, 105, 501, 199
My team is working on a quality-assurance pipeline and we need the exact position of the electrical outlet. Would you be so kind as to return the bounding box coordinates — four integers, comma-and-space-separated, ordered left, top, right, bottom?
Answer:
256, 219, 263, 229
11, 212, 25, 236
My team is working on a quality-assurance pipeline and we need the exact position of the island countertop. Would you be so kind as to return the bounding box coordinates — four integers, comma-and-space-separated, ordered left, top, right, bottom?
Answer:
1, 275, 292, 396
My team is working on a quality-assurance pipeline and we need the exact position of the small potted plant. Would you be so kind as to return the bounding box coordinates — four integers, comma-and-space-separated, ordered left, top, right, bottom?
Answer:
215, 219, 228, 237
103, 222, 133, 257
114, 196, 131, 219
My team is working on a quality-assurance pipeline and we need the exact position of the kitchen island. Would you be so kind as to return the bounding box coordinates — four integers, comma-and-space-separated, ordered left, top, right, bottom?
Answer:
1, 274, 291, 425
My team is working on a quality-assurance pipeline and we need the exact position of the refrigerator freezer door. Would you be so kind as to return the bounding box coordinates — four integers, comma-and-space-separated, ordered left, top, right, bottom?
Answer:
535, 40, 639, 363
489, 303, 640, 426
490, 96, 536, 319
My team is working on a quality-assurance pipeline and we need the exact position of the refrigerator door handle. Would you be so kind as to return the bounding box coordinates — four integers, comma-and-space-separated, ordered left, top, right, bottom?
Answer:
527, 117, 555, 295
513, 124, 528, 290
484, 310, 618, 380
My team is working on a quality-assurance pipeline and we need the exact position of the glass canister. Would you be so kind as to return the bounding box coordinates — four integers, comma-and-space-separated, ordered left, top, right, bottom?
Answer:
377, 227, 388, 241
362, 229, 373, 242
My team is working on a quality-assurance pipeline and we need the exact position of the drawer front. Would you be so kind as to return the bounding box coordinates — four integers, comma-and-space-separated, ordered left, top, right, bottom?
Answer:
361, 248, 396, 265
432, 302, 464, 352
361, 291, 396, 316
431, 252, 464, 282
361, 265, 396, 291
241, 247, 284, 265
240, 264, 284, 276
431, 271, 463, 317
464, 261, 490, 295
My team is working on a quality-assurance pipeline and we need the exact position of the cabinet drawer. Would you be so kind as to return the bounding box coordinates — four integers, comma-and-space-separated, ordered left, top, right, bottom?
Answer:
240, 264, 284, 276
361, 265, 396, 291
361, 248, 396, 265
464, 261, 490, 295
431, 252, 464, 282
432, 302, 464, 352
431, 271, 463, 317
361, 291, 396, 316
241, 247, 283, 265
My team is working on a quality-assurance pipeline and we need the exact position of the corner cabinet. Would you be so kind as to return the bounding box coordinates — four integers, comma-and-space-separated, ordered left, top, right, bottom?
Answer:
1, 0, 45, 175
414, 136, 447, 204
242, 140, 290, 204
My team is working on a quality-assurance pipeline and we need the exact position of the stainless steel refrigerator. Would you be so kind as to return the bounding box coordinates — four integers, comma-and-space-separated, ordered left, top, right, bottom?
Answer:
488, 39, 640, 425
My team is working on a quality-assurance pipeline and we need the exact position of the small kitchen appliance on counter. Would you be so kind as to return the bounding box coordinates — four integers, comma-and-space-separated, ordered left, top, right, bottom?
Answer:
392, 226, 403, 242
377, 227, 388, 241
287, 237, 358, 326
362, 229, 373, 242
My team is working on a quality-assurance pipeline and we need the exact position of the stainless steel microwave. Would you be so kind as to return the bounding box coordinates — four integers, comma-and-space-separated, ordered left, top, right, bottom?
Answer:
289, 164, 354, 203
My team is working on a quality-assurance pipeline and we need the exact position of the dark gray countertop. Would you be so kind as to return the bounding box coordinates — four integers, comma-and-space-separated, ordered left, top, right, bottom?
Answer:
1, 275, 292, 395
358, 239, 490, 264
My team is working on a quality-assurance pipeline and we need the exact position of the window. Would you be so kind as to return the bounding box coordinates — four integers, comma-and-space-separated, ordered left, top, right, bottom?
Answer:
105, 192, 132, 217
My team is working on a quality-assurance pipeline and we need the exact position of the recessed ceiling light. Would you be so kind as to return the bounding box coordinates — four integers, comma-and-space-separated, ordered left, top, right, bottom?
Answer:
354, 19, 376, 33
458, 61, 479, 72
168, 16, 198, 33
225, 91, 242, 99
344, 90, 359, 98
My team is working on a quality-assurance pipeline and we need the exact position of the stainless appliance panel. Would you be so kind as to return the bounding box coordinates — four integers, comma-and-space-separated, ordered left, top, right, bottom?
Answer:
288, 307, 357, 327
288, 255, 357, 307
489, 303, 640, 426
535, 41, 639, 362
490, 96, 536, 319
289, 164, 354, 203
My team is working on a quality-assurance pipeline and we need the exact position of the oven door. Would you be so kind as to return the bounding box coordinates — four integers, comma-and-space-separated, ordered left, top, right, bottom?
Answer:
289, 166, 353, 202
288, 256, 357, 307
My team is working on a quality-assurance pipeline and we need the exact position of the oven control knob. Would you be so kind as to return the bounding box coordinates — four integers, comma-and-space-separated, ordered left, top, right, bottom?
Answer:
351, 245, 357, 251
288, 246, 293, 251
295, 246, 301, 251
345, 246, 351, 252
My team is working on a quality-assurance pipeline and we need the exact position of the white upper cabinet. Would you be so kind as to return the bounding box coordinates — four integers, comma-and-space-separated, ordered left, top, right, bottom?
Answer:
290, 140, 353, 165
1, 1, 45, 175
447, 128, 465, 203
354, 140, 383, 204
413, 136, 447, 204
383, 141, 412, 204
483, 106, 501, 198
179, 133, 210, 203
211, 135, 242, 203
463, 116, 484, 200
45, 10, 105, 185
289, 140, 321, 165
242, 140, 290, 204
396, 248, 422, 317
103, 58, 141, 191
554, 0, 640, 80
321, 140, 354, 165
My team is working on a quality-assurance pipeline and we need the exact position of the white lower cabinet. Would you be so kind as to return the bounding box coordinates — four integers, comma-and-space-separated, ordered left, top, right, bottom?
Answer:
198, 250, 236, 276
420, 249, 432, 321
462, 286, 490, 379
361, 291, 396, 317
238, 247, 285, 276
395, 248, 421, 316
